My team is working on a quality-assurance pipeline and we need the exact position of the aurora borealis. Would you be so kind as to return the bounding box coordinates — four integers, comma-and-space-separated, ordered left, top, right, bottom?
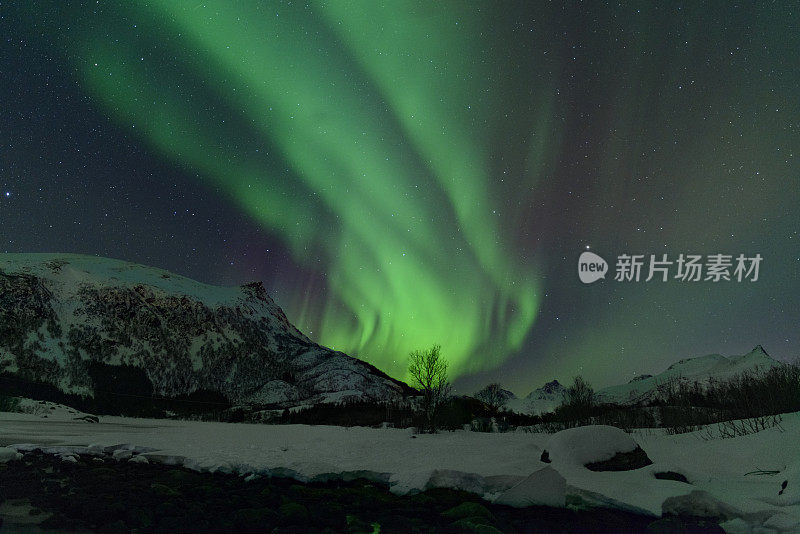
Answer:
2, 2, 799, 394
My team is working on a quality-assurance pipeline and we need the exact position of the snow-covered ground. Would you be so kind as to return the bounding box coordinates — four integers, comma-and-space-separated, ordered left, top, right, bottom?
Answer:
12, 398, 99, 422
1, 411, 798, 532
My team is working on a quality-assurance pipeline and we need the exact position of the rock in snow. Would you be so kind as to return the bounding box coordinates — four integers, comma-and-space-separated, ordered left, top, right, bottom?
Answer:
0, 446, 23, 463
662, 490, 742, 522
544, 425, 639, 467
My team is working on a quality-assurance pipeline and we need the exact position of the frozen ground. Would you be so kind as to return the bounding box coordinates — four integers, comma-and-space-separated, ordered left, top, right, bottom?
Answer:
1, 411, 798, 532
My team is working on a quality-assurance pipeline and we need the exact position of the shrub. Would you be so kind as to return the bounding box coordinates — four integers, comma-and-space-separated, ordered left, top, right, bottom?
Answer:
278, 400, 415, 428
552, 376, 596, 427
653, 361, 799, 435
0, 395, 21, 412
474, 383, 511, 413
712, 414, 783, 439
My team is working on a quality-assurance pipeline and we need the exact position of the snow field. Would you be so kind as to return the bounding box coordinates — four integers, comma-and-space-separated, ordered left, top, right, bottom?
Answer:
0, 411, 797, 532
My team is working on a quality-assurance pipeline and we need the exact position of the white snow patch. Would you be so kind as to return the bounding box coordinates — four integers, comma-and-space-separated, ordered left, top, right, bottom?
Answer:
112, 449, 133, 461
87, 443, 105, 455
494, 466, 566, 508
15, 398, 97, 422
0, 447, 22, 463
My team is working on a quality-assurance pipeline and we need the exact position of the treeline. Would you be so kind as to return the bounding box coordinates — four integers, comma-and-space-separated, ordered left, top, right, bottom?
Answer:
174, 359, 799, 435
522, 362, 800, 436
3, 344, 796, 439
0, 366, 231, 420
235, 396, 540, 430
653, 364, 800, 417
647, 363, 800, 435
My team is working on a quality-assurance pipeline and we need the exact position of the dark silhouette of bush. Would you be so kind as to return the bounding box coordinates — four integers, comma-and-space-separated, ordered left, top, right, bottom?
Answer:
651, 362, 799, 435
0, 366, 230, 420
278, 400, 416, 428
552, 376, 597, 427
539, 361, 799, 435
437, 396, 488, 430
474, 383, 512, 414
0, 393, 20, 412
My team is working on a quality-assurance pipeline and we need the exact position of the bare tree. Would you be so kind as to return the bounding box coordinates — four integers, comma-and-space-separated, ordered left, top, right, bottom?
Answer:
408, 345, 452, 432
555, 375, 596, 426
475, 383, 510, 413
565, 375, 595, 408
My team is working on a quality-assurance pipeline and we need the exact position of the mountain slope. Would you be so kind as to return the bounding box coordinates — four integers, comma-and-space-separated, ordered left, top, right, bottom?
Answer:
595, 345, 781, 405
507, 380, 565, 415
510, 347, 783, 415
0, 253, 410, 410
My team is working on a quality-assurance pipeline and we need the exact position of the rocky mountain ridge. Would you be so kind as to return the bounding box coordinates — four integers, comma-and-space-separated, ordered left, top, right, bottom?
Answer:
0, 253, 410, 412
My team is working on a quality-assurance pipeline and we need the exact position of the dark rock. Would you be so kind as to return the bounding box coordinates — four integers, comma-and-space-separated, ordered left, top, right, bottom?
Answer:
1, 449, 666, 533
662, 490, 739, 522
647, 516, 725, 533
89, 467, 117, 481
585, 446, 653, 471
655, 471, 690, 483
541, 380, 563, 394
442, 502, 495, 523
126, 506, 154, 528
97, 519, 128, 534
279, 502, 309, 522
346, 514, 377, 533
540, 449, 551, 463
156, 516, 188, 533
233, 507, 278, 529
161, 469, 199, 486
150, 482, 180, 497
73, 415, 100, 423
451, 518, 505, 533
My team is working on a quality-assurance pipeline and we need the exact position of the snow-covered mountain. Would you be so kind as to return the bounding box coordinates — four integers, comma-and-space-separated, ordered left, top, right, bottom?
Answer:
507, 380, 566, 415
510, 347, 782, 415
0, 254, 409, 410
595, 345, 782, 405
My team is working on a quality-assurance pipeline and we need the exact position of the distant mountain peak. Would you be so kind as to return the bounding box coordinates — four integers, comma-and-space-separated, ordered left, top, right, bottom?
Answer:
540, 380, 563, 394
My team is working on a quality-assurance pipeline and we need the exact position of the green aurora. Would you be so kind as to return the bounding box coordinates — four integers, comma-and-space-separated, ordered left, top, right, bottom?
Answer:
10, 1, 798, 391
55, 1, 549, 380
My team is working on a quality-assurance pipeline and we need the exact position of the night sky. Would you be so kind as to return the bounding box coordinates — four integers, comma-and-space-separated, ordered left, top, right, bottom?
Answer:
2, 2, 798, 395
